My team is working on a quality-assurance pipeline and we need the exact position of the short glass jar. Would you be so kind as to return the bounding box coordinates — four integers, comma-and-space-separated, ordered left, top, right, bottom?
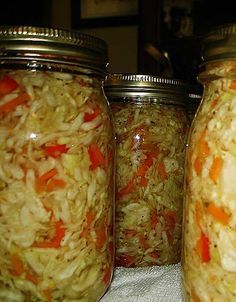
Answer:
104, 74, 189, 267
182, 23, 236, 302
0, 26, 115, 302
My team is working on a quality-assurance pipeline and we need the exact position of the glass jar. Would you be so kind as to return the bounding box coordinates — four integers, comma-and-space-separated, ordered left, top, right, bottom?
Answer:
0, 26, 115, 302
104, 74, 189, 267
182, 23, 236, 302
187, 91, 202, 123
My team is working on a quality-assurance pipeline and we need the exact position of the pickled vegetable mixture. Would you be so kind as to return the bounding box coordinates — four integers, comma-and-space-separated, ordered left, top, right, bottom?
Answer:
182, 61, 236, 301
111, 100, 188, 267
0, 70, 114, 302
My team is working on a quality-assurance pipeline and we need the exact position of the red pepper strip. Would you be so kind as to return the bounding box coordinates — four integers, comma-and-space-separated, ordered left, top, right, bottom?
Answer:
95, 223, 107, 250
136, 150, 160, 187
150, 210, 159, 229
139, 234, 149, 250
136, 152, 154, 177
43, 289, 52, 302
43, 144, 68, 158
196, 231, 211, 263
0, 75, 18, 95
139, 176, 148, 187
0, 92, 30, 114
103, 266, 112, 287
150, 251, 159, 259
34, 220, 66, 248
88, 143, 105, 170
163, 210, 177, 244
26, 272, 39, 284
84, 106, 101, 122
117, 177, 135, 200
10, 253, 24, 276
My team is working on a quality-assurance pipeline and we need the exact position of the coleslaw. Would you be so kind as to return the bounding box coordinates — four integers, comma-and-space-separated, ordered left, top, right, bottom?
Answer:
0, 69, 114, 302
111, 98, 188, 267
182, 60, 236, 301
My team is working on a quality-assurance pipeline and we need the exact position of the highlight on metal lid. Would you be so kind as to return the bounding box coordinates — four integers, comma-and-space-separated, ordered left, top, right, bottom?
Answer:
201, 22, 236, 63
0, 25, 108, 74
104, 73, 188, 98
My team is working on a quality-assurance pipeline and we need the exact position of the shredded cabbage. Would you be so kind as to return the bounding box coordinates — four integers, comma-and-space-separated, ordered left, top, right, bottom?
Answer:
182, 60, 236, 301
0, 70, 114, 301
111, 97, 188, 267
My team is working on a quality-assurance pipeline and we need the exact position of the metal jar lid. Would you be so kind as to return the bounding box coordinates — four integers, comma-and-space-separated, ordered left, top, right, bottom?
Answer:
104, 74, 188, 100
201, 23, 236, 63
0, 25, 108, 75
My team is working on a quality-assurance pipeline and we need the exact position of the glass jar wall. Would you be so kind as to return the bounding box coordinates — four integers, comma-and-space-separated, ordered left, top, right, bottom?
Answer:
0, 26, 114, 302
104, 74, 189, 267
182, 23, 236, 302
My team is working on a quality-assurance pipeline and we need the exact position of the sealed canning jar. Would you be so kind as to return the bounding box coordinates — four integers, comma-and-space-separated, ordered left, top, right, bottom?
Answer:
182, 23, 236, 302
0, 26, 115, 302
104, 74, 189, 267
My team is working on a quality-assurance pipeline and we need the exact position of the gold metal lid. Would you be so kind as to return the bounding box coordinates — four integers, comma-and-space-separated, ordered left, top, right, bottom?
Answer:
104, 74, 188, 99
202, 23, 236, 63
0, 25, 108, 75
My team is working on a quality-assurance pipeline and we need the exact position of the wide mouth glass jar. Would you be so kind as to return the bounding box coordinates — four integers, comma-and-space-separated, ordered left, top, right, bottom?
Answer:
104, 74, 189, 267
182, 23, 236, 302
0, 26, 115, 302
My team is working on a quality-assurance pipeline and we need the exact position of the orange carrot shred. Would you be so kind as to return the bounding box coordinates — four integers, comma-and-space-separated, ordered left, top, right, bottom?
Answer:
191, 289, 202, 302
209, 156, 223, 183
194, 157, 203, 175
158, 161, 168, 180
10, 253, 24, 276
0, 92, 30, 114
81, 210, 96, 238
34, 220, 65, 248
211, 99, 218, 108
43, 289, 52, 302
230, 80, 236, 90
46, 178, 66, 191
207, 203, 229, 225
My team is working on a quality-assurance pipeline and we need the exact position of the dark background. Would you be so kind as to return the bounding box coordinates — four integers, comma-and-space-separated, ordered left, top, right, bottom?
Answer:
0, 0, 235, 88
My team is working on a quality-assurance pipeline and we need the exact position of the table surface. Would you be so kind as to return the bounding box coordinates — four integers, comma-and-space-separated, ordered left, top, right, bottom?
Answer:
100, 263, 184, 302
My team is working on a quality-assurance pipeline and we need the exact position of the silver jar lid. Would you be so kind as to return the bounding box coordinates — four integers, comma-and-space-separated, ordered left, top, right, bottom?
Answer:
201, 23, 236, 63
0, 25, 108, 75
104, 73, 188, 99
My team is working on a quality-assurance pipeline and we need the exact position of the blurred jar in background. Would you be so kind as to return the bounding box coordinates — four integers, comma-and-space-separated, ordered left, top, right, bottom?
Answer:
104, 74, 189, 267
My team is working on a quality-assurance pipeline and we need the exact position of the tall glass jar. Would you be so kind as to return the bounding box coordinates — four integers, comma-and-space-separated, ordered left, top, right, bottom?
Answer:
0, 26, 114, 302
182, 23, 236, 302
104, 74, 189, 267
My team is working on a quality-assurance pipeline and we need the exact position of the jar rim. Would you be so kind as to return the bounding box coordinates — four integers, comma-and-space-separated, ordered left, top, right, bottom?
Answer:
201, 22, 236, 63
104, 73, 189, 100
0, 25, 108, 75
